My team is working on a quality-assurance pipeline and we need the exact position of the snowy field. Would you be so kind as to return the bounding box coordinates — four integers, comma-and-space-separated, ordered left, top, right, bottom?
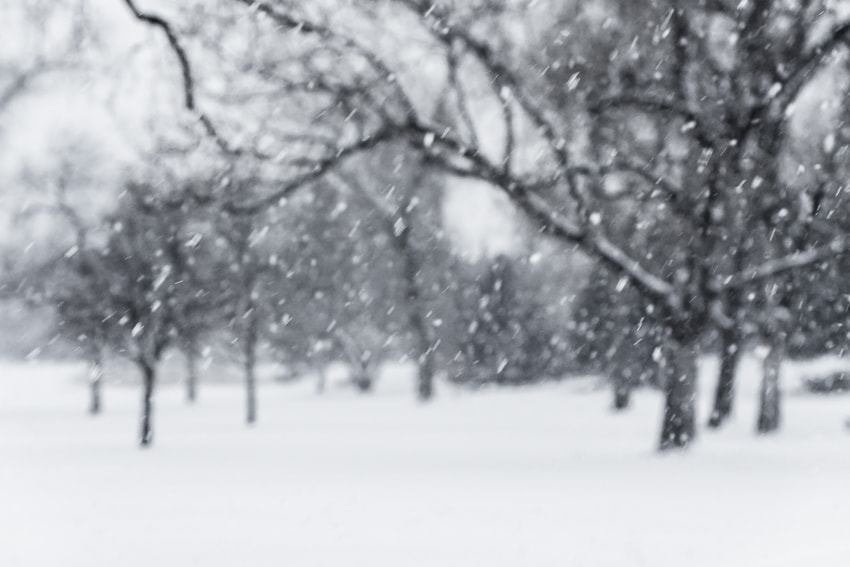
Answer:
2, 357, 849, 567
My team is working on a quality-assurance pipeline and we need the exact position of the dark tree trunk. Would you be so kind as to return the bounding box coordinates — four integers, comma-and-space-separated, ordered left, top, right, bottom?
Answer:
757, 340, 783, 434
185, 345, 198, 404
417, 348, 435, 401
353, 359, 374, 393
88, 351, 103, 416
708, 328, 739, 428
244, 321, 257, 425
607, 330, 632, 410
395, 221, 435, 402
612, 381, 631, 411
245, 356, 256, 425
334, 329, 375, 394
139, 359, 156, 448
315, 365, 327, 395
354, 371, 373, 393
659, 338, 697, 451
245, 351, 257, 425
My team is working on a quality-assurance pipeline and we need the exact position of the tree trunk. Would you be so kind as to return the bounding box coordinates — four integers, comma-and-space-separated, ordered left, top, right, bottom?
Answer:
612, 381, 631, 411
757, 340, 783, 434
139, 359, 156, 448
185, 345, 198, 404
315, 365, 327, 395
610, 359, 632, 410
417, 348, 435, 401
353, 363, 374, 393
659, 338, 697, 451
88, 351, 103, 416
244, 323, 257, 425
245, 355, 256, 425
354, 374, 373, 393
333, 328, 374, 394
394, 221, 435, 402
707, 328, 739, 428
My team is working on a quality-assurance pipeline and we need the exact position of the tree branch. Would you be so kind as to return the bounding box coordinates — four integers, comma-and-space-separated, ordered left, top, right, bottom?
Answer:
224, 126, 404, 215
590, 92, 719, 149
444, 43, 481, 151
0, 72, 33, 112
775, 18, 850, 117
723, 236, 850, 290
122, 0, 238, 154
567, 159, 689, 217
397, 0, 573, 173
129, 0, 680, 312
325, 172, 397, 222
231, 0, 417, 118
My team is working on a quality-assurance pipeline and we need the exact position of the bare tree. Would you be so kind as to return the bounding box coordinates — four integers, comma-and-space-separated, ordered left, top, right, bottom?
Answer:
122, 0, 850, 449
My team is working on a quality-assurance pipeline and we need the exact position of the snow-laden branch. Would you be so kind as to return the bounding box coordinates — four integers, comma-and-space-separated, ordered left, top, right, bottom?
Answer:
513, 190, 679, 305
774, 18, 850, 117
396, 0, 572, 173
399, 117, 681, 305
722, 236, 850, 290
444, 43, 481, 153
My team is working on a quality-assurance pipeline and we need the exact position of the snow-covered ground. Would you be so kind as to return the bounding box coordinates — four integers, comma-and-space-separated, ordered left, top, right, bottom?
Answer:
2, 356, 849, 567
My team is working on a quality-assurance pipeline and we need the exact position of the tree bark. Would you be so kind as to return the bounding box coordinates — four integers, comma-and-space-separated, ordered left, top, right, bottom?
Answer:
707, 328, 739, 428
757, 340, 783, 434
659, 338, 697, 451
88, 351, 103, 416
139, 359, 156, 448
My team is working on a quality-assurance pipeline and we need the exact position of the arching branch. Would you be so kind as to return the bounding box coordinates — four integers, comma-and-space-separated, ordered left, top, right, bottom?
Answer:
775, 18, 850, 117
122, 0, 237, 154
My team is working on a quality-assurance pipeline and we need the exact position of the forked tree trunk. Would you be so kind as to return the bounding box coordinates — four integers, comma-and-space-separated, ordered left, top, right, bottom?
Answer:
139, 359, 156, 448
708, 328, 739, 428
89, 350, 104, 416
757, 340, 783, 434
185, 345, 198, 404
659, 339, 698, 451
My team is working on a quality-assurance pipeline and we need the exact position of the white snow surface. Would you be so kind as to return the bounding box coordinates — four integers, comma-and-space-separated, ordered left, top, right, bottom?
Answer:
2, 356, 849, 567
